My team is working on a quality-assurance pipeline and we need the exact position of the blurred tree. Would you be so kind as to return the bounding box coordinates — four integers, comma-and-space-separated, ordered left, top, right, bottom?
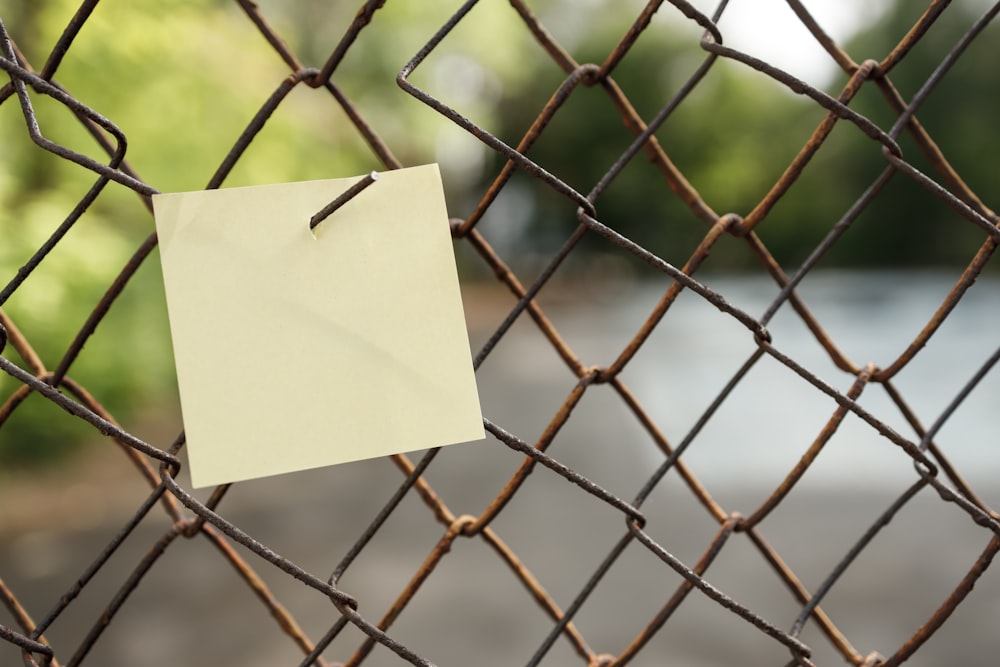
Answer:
813, 0, 999, 268
0, 0, 372, 464
473, 7, 833, 274
475, 0, 998, 274
1, 0, 994, 466
0, 0, 533, 465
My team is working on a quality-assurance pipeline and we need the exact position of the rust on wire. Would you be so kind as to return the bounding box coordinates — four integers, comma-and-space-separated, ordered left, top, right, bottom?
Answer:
0, 2, 998, 667
310, 171, 380, 231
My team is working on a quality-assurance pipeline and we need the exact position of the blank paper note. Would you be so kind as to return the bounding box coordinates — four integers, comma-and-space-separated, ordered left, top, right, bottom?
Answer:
152, 164, 484, 488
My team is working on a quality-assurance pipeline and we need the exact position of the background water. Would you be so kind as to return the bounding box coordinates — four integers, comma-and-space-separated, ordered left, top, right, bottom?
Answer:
2, 270, 998, 667
472, 270, 999, 495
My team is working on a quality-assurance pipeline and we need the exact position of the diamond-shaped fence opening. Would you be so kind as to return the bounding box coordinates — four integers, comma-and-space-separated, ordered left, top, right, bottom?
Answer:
1, 2, 999, 667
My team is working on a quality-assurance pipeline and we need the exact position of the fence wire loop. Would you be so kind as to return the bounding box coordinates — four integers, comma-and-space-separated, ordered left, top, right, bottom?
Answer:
309, 171, 380, 232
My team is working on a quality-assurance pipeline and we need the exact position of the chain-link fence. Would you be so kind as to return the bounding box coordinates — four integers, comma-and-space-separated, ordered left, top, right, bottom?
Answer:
1, 1, 999, 666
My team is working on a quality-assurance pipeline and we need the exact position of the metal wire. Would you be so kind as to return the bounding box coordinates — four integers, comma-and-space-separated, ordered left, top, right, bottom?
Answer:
1, 2, 998, 666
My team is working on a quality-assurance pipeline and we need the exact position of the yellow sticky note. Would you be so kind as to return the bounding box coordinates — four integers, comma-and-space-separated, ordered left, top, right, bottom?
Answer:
152, 164, 484, 487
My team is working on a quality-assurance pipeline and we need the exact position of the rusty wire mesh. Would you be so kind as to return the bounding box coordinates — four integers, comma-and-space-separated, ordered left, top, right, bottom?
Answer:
1, 1, 999, 666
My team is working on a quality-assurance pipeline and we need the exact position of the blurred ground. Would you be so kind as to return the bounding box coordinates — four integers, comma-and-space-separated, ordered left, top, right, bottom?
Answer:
2, 273, 999, 667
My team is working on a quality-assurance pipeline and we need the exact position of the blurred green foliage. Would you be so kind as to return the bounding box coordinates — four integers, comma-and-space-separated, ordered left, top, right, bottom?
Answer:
484, 0, 998, 273
0, 0, 995, 466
